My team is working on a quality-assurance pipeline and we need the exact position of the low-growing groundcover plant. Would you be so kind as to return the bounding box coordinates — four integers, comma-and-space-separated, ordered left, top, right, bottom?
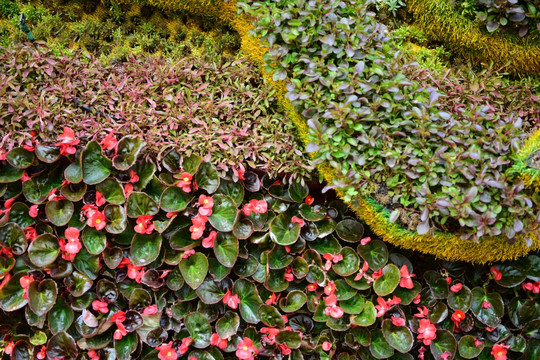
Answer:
0, 131, 539, 359
0, 44, 312, 181
239, 0, 540, 243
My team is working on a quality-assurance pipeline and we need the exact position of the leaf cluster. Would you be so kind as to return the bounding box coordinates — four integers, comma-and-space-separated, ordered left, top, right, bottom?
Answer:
239, 0, 539, 241
0, 136, 539, 359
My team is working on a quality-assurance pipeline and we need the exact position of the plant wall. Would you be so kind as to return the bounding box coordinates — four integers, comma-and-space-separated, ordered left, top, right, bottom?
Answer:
0, 131, 539, 359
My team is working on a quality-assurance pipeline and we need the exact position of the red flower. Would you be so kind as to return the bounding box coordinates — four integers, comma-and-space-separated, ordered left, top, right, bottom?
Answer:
322, 341, 332, 351
20, 274, 34, 299
182, 249, 195, 259
202, 231, 217, 248
177, 172, 192, 193
474, 339, 483, 347
324, 294, 337, 307
237, 166, 246, 181
178, 337, 193, 355
450, 283, 463, 293
129, 170, 139, 183
36, 346, 47, 360
100, 131, 118, 153
372, 268, 383, 280
440, 351, 451, 360
354, 260, 370, 281
0, 150, 6, 161
399, 265, 415, 289
415, 306, 429, 318
63, 227, 82, 255
324, 282, 336, 296
92, 300, 109, 313
451, 310, 465, 325
236, 337, 259, 360
284, 268, 294, 282
491, 344, 508, 360
446, 276, 452, 285
413, 294, 422, 304
279, 344, 291, 355
261, 327, 280, 345
95, 191, 106, 206
29, 204, 39, 218
324, 305, 344, 318
143, 305, 158, 316
135, 215, 154, 234
157, 341, 178, 360
490, 267, 502, 281
391, 316, 406, 326
124, 183, 134, 197
112, 311, 128, 340
119, 258, 145, 283
482, 300, 491, 309
21, 172, 31, 182
522, 281, 540, 293
265, 292, 280, 305
375, 297, 391, 317
210, 333, 228, 349
305, 195, 314, 205
417, 319, 437, 345
307, 283, 318, 292
24, 226, 37, 242
323, 252, 343, 270
242, 199, 267, 216
4, 342, 14, 355
55, 127, 80, 155
189, 215, 207, 240
291, 216, 305, 227
198, 195, 214, 216
223, 290, 240, 309
83, 205, 106, 230
360, 236, 371, 245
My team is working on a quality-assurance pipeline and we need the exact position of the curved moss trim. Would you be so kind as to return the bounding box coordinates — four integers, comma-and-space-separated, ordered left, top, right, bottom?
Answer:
513, 129, 540, 192
124, 0, 540, 263
407, 0, 540, 76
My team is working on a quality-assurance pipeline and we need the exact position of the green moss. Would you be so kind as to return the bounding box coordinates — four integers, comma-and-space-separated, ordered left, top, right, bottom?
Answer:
0, 0, 19, 18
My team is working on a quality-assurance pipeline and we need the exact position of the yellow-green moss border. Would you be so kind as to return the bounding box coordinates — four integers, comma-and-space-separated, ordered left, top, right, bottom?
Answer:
127, 0, 540, 263
407, 0, 540, 76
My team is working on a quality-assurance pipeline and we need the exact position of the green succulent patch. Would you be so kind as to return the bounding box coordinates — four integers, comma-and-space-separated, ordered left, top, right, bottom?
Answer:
0, 132, 538, 359
239, 0, 539, 243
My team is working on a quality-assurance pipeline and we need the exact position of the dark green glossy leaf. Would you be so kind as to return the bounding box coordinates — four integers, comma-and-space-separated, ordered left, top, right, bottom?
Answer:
6, 147, 34, 169
382, 319, 413, 353
96, 178, 126, 205
47, 331, 78, 360
336, 219, 364, 242
0, 272, 27, 311
458, 335, 484, 359
195, 162, 220, 194
288, 182, 309, 203
357, 240, 388, 270
373, 264, 400, 296
127, 192, 159, 217
104, 204, 127, 234
214, 232, 238, 268
35, 144, 60, 164
217, 180, 244, 206
28, 234, 59, 267
370, 329, 394, 359
208, 194, 238, 232
82, 227, 106, 255
270, 213, 300, 246
216, 311, 240, 340
45, 199, 74, 226
113, 136, 145, 170
160, 186, 192, 212
179, 253, 208, 289
470, 287, 504, 327
233, 279, 262, 324
333, 246, 360, 276
185, 312, 212, 348
430, 330, 457, 360
28, 279, 57, 316
352, 301, 376, 327
0, 222, 27, 255
81, 141, 112, 185
131, 232, 162, 266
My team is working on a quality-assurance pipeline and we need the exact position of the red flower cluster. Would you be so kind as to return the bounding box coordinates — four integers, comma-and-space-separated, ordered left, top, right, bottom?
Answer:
522, 281, 540, 293
223, 290, 241, 309
189, 215, 207, 240
451, 310, 465, 327
375, 296, 401, 317
323, 252, 343, 271
198, 195, 214, 216
55, 127, 80, 155
92, 300, 109, 314
242, 199, 268, 216
202, 231, 217, 248
291, 216, 305, 227
491, 344, 509, 360
177, 172, 193, 193
399, 265, 415, 289
323, 281, 344, 318
210, 333, 228, 349
236, 337, 259, 360
100, 131, 118, 153
118, 258, 144, 283
19, 275, 34, 299
157, 341, 177, 360
58, 227, 82, 262
135, 215, 154, 234
111, 311, 127, 340
82, 204, 106, 230
417, 319, 437, 345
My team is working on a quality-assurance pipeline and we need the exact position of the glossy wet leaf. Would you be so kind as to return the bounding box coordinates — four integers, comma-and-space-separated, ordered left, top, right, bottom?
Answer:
370, 329, 394, 359
47, 331, 78, 360
382, 319, 413, 353
214, 232, 238, 267
185, 312, 212, 348
217, 180, 244, 206
127, 192, 159, 217
104, 204, 127, 234
45, 199, 74, 226
131, 232, 162, 266
340, 295, 365, 314
276, 330, 302, 349
233, 279, 262, 324
470, 287, 504, 327
0, 272, 27, 311
357, 240, 388, 270
73, 248, 100, 280
288, 181, 309, 203
374, 264, 400, 296
430, 330, 457, 360
28, 279, 57, 316
82, 227, 107, 255
352, 301, 377, 327
333, 247, 360, 276
196, 277, 225, 304
160, 186, 192, 212
179, 253, 208, 289
28, 234, 59, 267
458, 335, 484, 359
336, 219, 364, 242
195, 162, 220, 194
270, 213, 300, 246
96, 178, 126, 205
35, 144, 60, 164
64, 271, 93, 297
6, 147, 34, 169
0, 222, 27, 255
216, 311, 240, 339
81, 141, 112, 185
208, 194, 238, 232
115, 332, 137, 360
447, 285, 472, 312
113, 136, 145, 170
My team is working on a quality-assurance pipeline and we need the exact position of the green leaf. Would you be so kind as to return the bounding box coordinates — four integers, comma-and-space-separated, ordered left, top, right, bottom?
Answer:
370, 329, 394, 359
131, 160, 156, 190
160, 186, 192, 212
424, 270, 449, 299
216, 311, 240, 339
259, 304, 285, 328
28, 279, 57, 316
182, 154, 202, 174
113, 136, 145, 170
73, 248, 100, 280
0, 222, 27, 255
352, 301, 376, 327
115, 332, 137, 360
35, 144, 60, 163
60, 182, 87, 202
81, 141, 112, 185
470, 287, 504, 327
233, 279, 263, 324
357, 240, 388, 270
447, 285, 472, 312
0, 254, 15, 278
45, 199, 74, 226
270, 213, 300, 246
7, 202, 33, 229
104, 204, 128, 234
28, 234, 60, 267
131, 232, 162, 266
0, 272, 27, 311
333, 247, 360, 276
6, 147, 34, 169
127, 192, 159, 217
430, 330, 457, 360
268, 245, 293, 269
47, 331, 78, 360
298, 204, 327, 221
64, 271, 93, 297
458, 335, 484, 359
196, 277, 225, 304
336, 219, 364, 242
0, 162, 24, 183
373, 264, 400, 296
217, 180, 244, 206
233, 218, 254, 239
279, 290, 307, 313
214, 232, 239, 267
195, 162, 220, 194
185, 312, 212, 348
96, 178, 126, 205
382, 319, 413, 353
494, 263, 527, 288
64, 163, 82, 184
288, 181, 309, 203
340, 295, 365, 314
179, 253, 208, 289
276, 330, 302, 349
208, 194, 238, 232
82, 227, 107, 255
429, 302, 449, 324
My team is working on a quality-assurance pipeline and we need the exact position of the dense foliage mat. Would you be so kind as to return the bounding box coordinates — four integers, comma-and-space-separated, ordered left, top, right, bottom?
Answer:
0, 132, 539, 359
0, 45, 312, 180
